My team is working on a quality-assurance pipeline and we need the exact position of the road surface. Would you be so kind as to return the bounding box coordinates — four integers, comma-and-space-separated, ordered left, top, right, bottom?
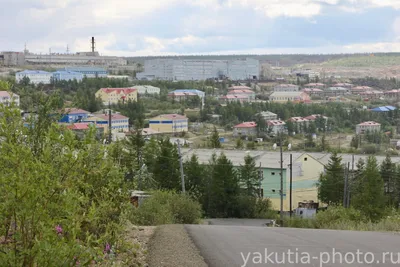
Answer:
186, 222, 400, 267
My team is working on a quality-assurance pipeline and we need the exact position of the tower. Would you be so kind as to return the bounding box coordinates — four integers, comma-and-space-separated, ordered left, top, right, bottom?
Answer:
91, 37, 95, 53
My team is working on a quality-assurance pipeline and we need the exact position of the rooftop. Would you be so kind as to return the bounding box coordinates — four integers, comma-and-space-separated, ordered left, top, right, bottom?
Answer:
153, 114, 187, 120
228, 86, 252, 90
358, 121, 381, 126
17, 70, 50, 74
227, 89, 254, 94
100, 88, 137, 94
274, 84, 299, 87
67, 122, 91, 130
234, 121, 257, 128
304, 114, 328, 121
269, 91, 305, 96
62, 108, 90, 114
0, 91, 18, 98
53, 70, 83, 75
288, 117, 309, 122
62, 67, 107, 72
327, 87, 348, 91
220, 95, 249, 99
302, 88, 323, 92
267, 120, 286, 126
97, 113, 129, 120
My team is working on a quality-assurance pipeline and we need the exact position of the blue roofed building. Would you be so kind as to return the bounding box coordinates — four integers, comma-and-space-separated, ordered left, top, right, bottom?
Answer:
58, 108, 91, 123
168, 89, 205, 107
52, 71, 84, 82
59, 67, 108, 78
371, 105, 396, 112
16, 70, 52, 84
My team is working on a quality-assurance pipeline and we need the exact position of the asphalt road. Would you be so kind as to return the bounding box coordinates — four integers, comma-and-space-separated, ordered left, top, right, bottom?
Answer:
186, 222, 400, 267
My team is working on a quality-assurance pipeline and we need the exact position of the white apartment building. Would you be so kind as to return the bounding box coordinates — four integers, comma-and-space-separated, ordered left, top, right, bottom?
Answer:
356, 121, 381, 134
136, 58, 259, 81
257, 111, 278, 121
0, 91, 19, 107
267, 120, 286, 136
132, 85, 161, 95
15, 70, 52, 84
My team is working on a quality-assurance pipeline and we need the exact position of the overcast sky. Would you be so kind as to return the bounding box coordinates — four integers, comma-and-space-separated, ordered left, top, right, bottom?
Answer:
1, 0, 400, 56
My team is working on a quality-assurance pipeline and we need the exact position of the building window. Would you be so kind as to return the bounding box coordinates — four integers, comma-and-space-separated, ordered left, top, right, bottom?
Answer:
271, 172, 275, 175
304, 157, 308, 161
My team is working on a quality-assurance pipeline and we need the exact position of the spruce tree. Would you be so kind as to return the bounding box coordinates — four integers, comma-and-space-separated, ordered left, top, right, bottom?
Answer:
210, 126, 221, 148
380, 154, 396, 207
317, 152, 344, 205
240, 155, 261, 197
184, 154, 205, 200
352, 156, 386, 222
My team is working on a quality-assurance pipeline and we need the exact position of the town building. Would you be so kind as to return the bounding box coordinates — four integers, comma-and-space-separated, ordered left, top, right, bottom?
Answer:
384, 89, 400, 100
0, 51, 25, 66
149, 114, 188, 133
325, 87, 349, 96
82, 116, 109, 133
95, 88, 138, 105
66, 122, 105, 140
233, 122, 257, 137
52, 71, 84, 82
332, 83, 353, 89
267, 120, 286, 135
168, 89, 205, 104
257, 111, 278, 121
351, 86, 373, 94
59, 108, 91, 123
356, 121, 381, 134
303, 83, 325, 89
15, 70, 52, 84
227, 85, 253, 91
0, 91, 20, 107
269, 91, 310, 103
132, 85, 161, 95
358, 90, 383, 100
227, 89, 255, 101
136, 58, 259, 81
301, 88, 323, 96
273, 84, 300, 92
287, 117, 309, 133
59, 67, 108, 78
304, 114, 328, 122
94, 113, 130, 132
218, 95, 250, 103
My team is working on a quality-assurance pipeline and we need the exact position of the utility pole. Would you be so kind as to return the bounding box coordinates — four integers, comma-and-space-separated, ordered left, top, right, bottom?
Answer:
289, 154, 293, 217
343, 162, 350, 208
177, 139, 186, 194
279, 132, 284, 225
258, 162, 263, 198
347, 155, 354, 208
108, 102, 112, 144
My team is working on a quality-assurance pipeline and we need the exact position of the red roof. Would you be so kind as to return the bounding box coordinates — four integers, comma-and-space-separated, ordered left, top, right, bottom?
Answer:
302, 88, 323, 92
228, 86, 252, 90
227, 89, 254, 94
168, 92, 197, 96
63, 108, 90, 114
97, 113, 129, 120
67, 123, 91, 130
234, 121, 257, 128
288, 117, 308, 123
304, 114, 327, 121
220, 95, 248, 99
159, 114, 187, 120
267, 120, 286, 126
100, 88, 137, 94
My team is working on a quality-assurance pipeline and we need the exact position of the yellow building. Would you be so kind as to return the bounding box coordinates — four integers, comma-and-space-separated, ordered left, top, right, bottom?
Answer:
95, 88, 138, 105
149, 114, 188, 133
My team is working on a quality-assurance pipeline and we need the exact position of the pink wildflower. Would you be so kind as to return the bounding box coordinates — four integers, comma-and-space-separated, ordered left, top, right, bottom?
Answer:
55, 225, 63, 235
104, 243, 111, 254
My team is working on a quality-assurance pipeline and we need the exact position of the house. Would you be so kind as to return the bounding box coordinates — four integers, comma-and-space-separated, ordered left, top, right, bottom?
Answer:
304, 114, 328, 122
168, 89, 205, 102
181, 149, 326, 211
273, 84, 300, 92
60, 67, 107, 78
358, 90, 383, 100
59, 108, 90, 123
227, 89, 256, 100
219, 94, 250, 103
95, 88, 138, 105
66, 122, 105, 139
257, 111, 278, 121
82, 116, 109, 133
384, 89, 400, 100
233, 122, 257, 137
52, 71, 84, 82
267, 120, 286, 135
0, 91, 20, 107
16, 70, 52, 84
351, 86, 373, 94
132, 85, 161, 95
356, 121, 381, 134
269, 91, 311, 103
149, 114, 188, 133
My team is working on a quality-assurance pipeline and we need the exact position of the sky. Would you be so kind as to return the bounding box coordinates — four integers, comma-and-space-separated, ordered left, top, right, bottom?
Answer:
1, 0, 400, 56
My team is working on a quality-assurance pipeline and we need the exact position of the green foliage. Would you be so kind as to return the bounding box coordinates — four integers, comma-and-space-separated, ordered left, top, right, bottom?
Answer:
0, 97, 131, 266
184, 154, 206, 200
235, 138, 244, 149
317, 152, 344, 205
240, 155, 261, 197
128, 191, 202, 225
210, 126, 221, 148
352, 156, 387, 222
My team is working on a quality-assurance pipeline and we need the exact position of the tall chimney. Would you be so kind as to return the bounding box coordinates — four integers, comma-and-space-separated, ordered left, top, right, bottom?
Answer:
91, 37, 95, 53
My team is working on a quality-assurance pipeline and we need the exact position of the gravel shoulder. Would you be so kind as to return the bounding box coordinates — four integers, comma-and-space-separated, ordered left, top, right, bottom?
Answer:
147, 224, 208, 267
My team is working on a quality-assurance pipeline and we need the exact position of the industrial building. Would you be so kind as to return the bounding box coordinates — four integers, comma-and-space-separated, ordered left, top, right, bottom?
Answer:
15, 70, 52, 84
52, 71, 84, 82
137, 58, 259, 81
0, 52, 26, 66
59, 67, 107, 78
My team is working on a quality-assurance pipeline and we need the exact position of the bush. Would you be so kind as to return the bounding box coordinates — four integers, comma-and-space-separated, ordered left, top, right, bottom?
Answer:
361, 144, 378, 154
129, 191, 202, 225
233, 196, 275, 219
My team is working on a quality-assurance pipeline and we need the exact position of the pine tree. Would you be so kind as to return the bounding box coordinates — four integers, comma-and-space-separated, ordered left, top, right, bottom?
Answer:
235, 138, 244, 149
317, 152, 344, 205
153, 138, 181, 191
380, 154, 396, 206
352, 156, 386, 222
210, 126, 221, 148
240, 155, 260, 197
184, 154, 205, 200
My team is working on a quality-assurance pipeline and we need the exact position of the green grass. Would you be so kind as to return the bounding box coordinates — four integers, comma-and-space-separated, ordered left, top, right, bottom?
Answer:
321, 55, 400, 68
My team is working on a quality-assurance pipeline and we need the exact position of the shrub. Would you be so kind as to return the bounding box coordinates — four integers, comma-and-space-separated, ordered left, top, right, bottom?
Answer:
129, 191, 202, 225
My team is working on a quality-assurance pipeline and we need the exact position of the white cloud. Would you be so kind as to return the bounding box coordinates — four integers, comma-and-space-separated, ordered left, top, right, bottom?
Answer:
393, 17, 400, 36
